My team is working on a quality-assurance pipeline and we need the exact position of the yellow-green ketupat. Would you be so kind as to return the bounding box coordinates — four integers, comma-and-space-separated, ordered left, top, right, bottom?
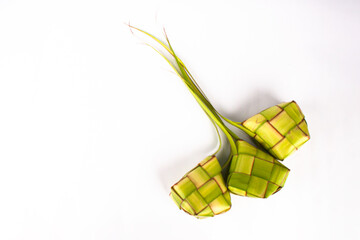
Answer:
227, 140, 290, 198
170, 156, 231, 218
241, 101, 310, 160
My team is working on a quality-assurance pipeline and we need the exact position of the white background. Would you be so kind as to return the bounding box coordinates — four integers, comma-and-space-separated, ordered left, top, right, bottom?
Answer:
0, 0, 359, 239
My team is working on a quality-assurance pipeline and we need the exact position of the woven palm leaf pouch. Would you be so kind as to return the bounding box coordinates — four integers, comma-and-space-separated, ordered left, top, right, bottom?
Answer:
242, 101, 310, 160
227, 140, 290, 198
170, 156, 231, 218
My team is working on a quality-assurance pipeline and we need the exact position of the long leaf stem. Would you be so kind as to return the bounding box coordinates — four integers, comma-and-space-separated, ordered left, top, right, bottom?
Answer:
129, 25, 242, 155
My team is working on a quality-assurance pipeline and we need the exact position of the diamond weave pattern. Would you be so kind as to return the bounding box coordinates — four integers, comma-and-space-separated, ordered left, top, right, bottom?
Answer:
242, 101, 310, 160
227, 140, 290, 198
170, 156, 231, 218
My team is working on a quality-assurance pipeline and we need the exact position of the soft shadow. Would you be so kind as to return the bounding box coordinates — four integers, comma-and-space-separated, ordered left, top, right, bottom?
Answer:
219, 90, 281, 122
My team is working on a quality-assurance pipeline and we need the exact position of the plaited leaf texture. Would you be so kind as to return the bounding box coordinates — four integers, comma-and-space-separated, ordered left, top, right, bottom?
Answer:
170, 156, 231, 218
242, 101, 310, 160
227, 140, 290, 198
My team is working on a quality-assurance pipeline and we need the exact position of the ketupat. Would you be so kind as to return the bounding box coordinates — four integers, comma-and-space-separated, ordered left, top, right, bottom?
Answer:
227, 140, 290, 197
240, 101, 310, 160
170, 156, 231, 218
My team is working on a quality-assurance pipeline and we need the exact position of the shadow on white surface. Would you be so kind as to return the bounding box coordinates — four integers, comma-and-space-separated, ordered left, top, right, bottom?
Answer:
220, 89, 281, 121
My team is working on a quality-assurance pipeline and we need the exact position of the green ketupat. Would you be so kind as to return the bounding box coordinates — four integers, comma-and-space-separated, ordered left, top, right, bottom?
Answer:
170, 156, 231, 218
227, 140, 290, 198
241, 101, 310, 160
